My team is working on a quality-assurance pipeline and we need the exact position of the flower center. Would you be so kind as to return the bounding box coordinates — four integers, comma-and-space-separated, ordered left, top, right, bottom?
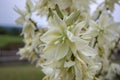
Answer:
54, 35, 67, 44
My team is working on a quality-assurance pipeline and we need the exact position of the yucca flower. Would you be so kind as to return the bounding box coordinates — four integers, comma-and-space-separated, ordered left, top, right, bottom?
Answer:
83, 12, 120, 48
15, 0, 120, 80
39, 12, 99, 80
14, 0, 34, 24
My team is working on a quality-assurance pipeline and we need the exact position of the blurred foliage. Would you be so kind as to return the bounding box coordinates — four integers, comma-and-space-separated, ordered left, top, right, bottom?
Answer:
0, 64, 44, 80
0, 26, 22, 36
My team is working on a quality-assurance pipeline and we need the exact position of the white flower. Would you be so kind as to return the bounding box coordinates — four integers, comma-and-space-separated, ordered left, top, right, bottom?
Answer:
15, 0, 120, 80
17, 46, 36, 61
97, 13, 120, 47
40, 12, 96, 61
15, 0, 34, 24
40, 12, 99, 80
40, 13, 69, 61
42, 67, 53, 75
84, 12, 120, 48
22, 20, 36, 45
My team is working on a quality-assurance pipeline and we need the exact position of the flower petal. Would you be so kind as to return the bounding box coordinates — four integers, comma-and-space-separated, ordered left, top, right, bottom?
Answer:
42, 42, 69, 61
40, 30, 61, 44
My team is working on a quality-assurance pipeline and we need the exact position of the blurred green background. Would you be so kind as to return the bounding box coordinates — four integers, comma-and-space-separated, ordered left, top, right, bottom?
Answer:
0, 65, 44, 80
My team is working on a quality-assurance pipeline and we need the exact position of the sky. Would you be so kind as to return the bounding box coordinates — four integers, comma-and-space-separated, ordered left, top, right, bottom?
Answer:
0, 0, 47, 27
0, 0, 26, 26
0, 0, 120, 27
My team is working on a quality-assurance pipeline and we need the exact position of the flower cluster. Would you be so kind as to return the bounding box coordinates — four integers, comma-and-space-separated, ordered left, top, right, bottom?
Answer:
16, 0, 120, 80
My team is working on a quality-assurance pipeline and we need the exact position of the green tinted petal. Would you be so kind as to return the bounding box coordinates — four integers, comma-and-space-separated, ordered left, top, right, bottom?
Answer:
79, 46, 96, 58
41, 30, 61, 44
42, 42, 69, 61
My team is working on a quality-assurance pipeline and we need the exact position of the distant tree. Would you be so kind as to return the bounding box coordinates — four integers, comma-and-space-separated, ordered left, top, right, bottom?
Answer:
0, 27, 7, 35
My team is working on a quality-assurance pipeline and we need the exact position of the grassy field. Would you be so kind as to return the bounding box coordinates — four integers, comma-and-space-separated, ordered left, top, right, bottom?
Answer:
0, 35, 22, 47
0, 64, 44, 80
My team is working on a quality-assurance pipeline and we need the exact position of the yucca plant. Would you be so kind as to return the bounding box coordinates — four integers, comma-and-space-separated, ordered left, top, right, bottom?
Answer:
15, 0, 120, 80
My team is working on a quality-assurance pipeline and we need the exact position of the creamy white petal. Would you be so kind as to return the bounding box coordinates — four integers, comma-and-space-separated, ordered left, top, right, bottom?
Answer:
49, 13, 67, 32
42, 42, 69, 61
78, 46, 97, 58
74, 59, 82, 80
42, 67, 53, 75
40, 30, 61, 44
